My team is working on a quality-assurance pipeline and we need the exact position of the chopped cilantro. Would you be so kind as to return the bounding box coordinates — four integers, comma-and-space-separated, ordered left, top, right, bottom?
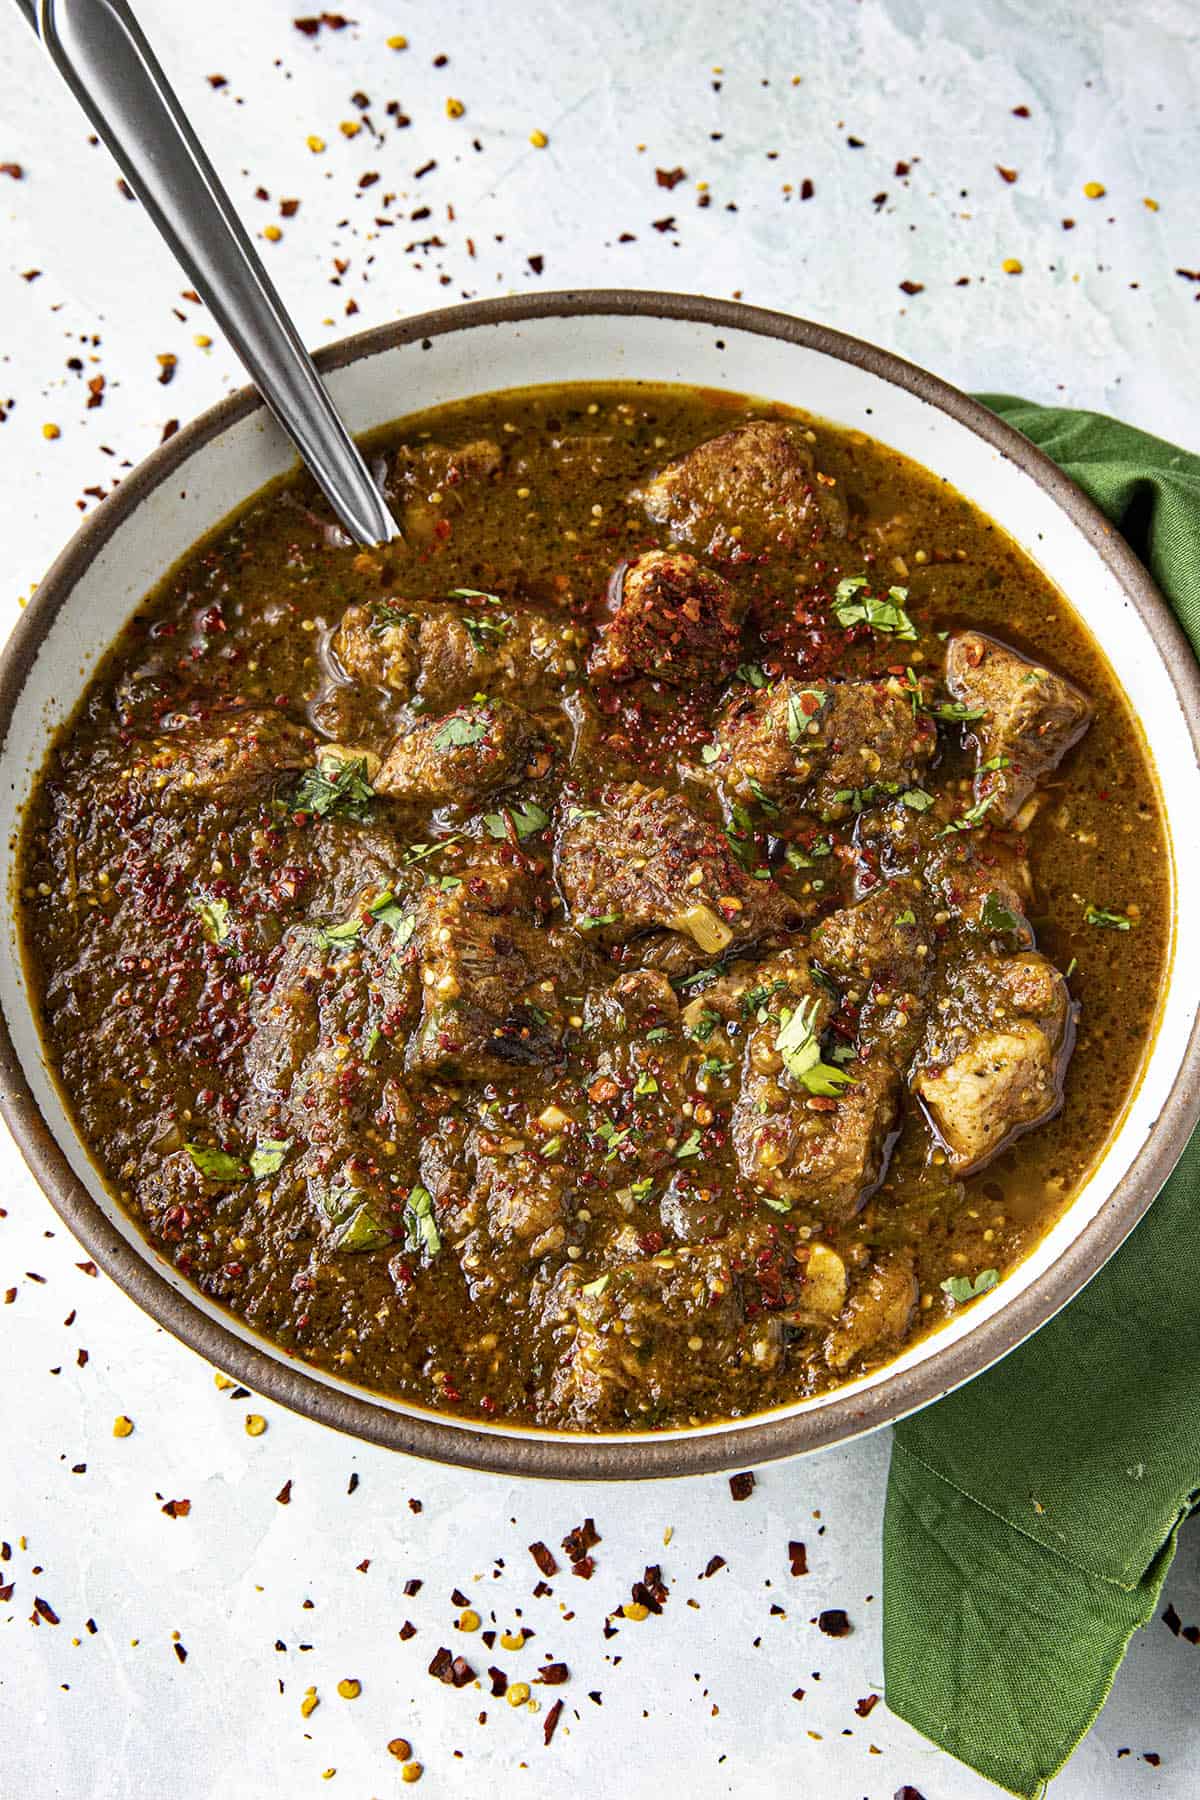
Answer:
448, 586, 501, 603
293, 756, 375, 823
735, 662, 769, 688
249, 1138, 292, 1179
434, 712, 489, 751
1084, 902, 1133, 931
463, 614, 508, 649
427, 874, 462, 894
941, 1268, 999, 1303
938, 792, 998, 837
483, 800, 550, 839
980, 892, 1025, 934
699, 1055, 735, 1079
895, 908, 917, 926
759, 1195, 792, 1214
402, 1183, 441, 1260
189, 894, 231, 945
675, 1128, 704, 1159
900, 788, 936, 812
645, 1026, 672, 1043
746, 777, 780, 816
629, 1177, 655, 1200
634, 1072, 659, 1097
700, 741, 722, 766
403, 835, 462, 864
776, 997, 855, 1095
928, 700, 988, 722
578, 910, 622, 930
832, 575, 918, 641
581, 1273, 611, 1298
184, 1143, 249, 1182
540, 1134, 564, 1160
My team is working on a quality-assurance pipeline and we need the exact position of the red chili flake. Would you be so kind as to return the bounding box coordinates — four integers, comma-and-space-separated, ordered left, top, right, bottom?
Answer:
76, 1261, 97, 1277
1144, 1754, 1161, 1767
0, 1583, 13, 1602
1183, 1624, 1200, 1645
818, 1608, 852, 1637
894, 1789, 928, 1800
528, 254, 545, 275
488, 1665, 507, 1696
543, 1698, 564, 1745
116, 178, 135, 201
792, 1687, 805, 1702
701, 1555, 726, 1578
161, 1498, 191, 1518
21, 268, 41, 280
1176, 268, 1200, 282
1, 163, 23, 180
788, 1541, 808, 1576
655, 167, 686, 189
894, 160, 911, 176
450, 1656, 476, 1687
276, 1480, 292, 1505
1162, 1603, 1182, 1635
414, 159, 438, 179
846, 136, 865, 148
800, 178, 814, 200
280, 198, 301, 217
356, 1559, 370, 1574
403, 1578, 423, 1596
571, 1556, 595, 1581
358, 171, 380, 188
428, 1646, 455, 1683
174, 1642, 188, 1663
651, 216, 677, 233
533, 1580, 553, 1598
409, 1498, 423, 1513
537, 1661, 569, 1685
33, 1597, 60, 1624
855, 1693, 880, 1717
1012, 104, 1031, 117
399, 1620, 417, 1640
562, 1519, 600, 1562
3, 1290, 15, 1306
207, 75, 227, 89
160, 419, 179, 443
293, 12, 353, 33
729, 1471, 755, 1501
898, 280, 924, 295
451, 1586, 471, 1607
995, 165, 1018, 183
530, 1541, 559, 1577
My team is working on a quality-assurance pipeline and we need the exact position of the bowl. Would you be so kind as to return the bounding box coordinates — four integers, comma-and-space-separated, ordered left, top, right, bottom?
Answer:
3, 291, 1198, 1479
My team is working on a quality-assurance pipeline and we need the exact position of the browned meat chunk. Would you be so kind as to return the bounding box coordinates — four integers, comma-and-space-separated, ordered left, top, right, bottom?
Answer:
924, 830, 1034, 940
390, 437, 502, 542
945, 630, 1092, 821
813, 876, 932, 1063
711, 676, 936, 821
333, 597, 587, 711
733, 1046, 900, 1219
407, 857, 590, 1080
824, 1250, 918, 1372
375, 699, 546, 816
542, 1243, 747, 1428
589, 550, 746, 686
635, 420, 849, 561
912, 951, 1073, 1173
555, 783, 798, 962
136, 706, 315, 804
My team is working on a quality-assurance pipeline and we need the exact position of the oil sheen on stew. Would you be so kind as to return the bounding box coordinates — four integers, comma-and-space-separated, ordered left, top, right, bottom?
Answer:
19, 383, 1169, 1432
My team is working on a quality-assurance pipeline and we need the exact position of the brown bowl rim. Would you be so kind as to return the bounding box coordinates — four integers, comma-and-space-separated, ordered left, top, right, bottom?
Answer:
2, 289, 1198, 1480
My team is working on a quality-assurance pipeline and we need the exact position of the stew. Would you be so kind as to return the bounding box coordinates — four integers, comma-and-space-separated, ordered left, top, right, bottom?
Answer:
18, 383, 1170, 1430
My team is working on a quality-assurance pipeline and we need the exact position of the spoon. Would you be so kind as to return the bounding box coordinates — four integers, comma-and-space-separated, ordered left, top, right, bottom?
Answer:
16, 0, 401, 546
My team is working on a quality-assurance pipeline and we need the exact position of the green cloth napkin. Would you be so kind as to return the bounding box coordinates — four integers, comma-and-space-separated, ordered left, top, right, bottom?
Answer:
883, 397, 1200, 1797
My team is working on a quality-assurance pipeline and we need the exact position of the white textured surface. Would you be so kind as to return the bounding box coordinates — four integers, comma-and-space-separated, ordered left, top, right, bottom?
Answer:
2, 2, 1199, 1795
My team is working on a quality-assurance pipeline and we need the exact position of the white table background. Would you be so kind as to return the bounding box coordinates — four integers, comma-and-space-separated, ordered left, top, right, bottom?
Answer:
2, 2, 1198, 1795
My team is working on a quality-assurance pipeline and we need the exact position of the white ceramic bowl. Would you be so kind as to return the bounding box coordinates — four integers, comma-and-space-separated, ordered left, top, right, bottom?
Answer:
2, 292, 1197, 1478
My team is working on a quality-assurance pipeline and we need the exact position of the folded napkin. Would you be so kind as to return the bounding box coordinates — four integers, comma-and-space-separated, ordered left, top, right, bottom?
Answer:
882, 398, 1200, 1796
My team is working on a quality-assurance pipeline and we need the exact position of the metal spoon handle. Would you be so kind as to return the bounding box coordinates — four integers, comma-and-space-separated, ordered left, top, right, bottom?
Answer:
19, 0, 400, 545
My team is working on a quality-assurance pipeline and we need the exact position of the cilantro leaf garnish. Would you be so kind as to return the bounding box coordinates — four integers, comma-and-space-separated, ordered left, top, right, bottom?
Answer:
249, 1138, 292, 1179
483, 800, 550, 839
402, 1184, 442, 1261
775, 997, 855, 1095
938, 792, 998, 837
184, 1144, 249, 1182
293, 756, 376, 823
941, 1268, 1000, 1303
189, 894, 231, 945
981, 892, 1025, 934
831, 576, 918, 641
1084, 902, 1133, 931
434, 712, 489, 751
